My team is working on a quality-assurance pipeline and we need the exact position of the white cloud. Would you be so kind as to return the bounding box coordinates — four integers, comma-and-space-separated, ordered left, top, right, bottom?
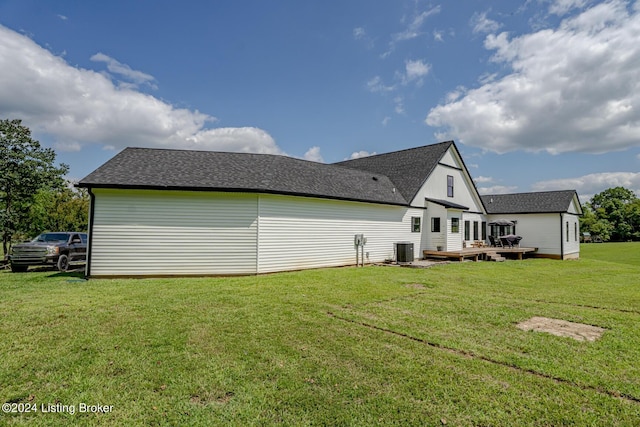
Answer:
389, 59, 432, 90
353, 27, 366, 40
0, 24, 283, 155
303, 146, 323, 162
54, 141, 82, 152
366, 76, 395, 93
382, 5, 441, 57
433, 30, 444, 42
395, 6, 441, 42
404, 59, 431, 83
394, 96, 405, 114
353, 27, 374, 49
546, 0, 588, 15
531, 172, 640, 199
474, 175, 494, 183
477, 185, 518, 195
57, 14, 68, 21
382, 116, 391, 126
90, 52, 157, 89
426, 1, 640, 155
347, 150, 377, 160
471, 11, 502, 34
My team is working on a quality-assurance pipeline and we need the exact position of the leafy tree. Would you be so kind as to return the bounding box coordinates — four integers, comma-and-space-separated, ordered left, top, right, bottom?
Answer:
626, 198, 640, 240
0, 119, 68, 255
24, 185, 89, 238
582, 187, 639, 242
580, 203, 613, 241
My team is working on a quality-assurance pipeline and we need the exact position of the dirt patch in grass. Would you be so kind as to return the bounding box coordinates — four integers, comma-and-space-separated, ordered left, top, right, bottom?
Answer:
404, 283, 427, 289
517, 317, 605, 342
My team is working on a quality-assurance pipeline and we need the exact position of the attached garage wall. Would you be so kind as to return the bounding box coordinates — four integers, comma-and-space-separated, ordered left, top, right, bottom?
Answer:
90, 189, 258, 276
257, 194, 421, 273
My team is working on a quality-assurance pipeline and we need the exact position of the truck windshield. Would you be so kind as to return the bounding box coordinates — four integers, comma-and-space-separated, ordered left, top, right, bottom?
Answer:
33, 233, 69, 242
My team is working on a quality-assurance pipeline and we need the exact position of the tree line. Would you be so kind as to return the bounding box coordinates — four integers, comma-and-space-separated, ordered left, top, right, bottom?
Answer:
1, 119, 88, 255
1, 118, 638, 258
580, 187, 640, 242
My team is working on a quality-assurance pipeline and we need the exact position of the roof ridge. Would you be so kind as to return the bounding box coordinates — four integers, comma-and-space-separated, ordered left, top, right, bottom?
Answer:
125, 146, 350, 168
482, 189, 576, 197
334, 140, 453, 164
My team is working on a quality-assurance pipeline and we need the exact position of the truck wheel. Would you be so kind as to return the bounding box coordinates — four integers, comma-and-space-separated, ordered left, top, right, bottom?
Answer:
10, 264, 28, 273
57, 254, 69, 272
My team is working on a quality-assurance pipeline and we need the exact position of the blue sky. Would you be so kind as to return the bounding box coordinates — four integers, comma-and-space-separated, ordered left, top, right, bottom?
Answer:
1, 0, 639, 202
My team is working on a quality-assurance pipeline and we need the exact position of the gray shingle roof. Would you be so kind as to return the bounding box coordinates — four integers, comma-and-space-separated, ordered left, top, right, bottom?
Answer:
334, 141, 454, 202
78, 147, 408, 206
425, 198, 469, 210
481, 190, 581, 214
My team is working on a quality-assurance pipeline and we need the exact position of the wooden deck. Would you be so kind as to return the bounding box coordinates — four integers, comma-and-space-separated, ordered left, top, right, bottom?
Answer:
422, 247, 538, 262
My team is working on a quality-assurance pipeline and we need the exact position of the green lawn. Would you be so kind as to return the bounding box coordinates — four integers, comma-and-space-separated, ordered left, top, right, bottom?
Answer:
1, 243, 639, 426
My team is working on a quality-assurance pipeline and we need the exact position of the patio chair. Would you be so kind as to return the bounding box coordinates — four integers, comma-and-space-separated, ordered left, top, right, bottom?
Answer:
488, 235, 502, 247
512, 236, 522, 247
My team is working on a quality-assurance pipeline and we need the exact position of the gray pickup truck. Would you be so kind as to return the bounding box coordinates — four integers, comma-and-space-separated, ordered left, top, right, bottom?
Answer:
8, 232, 87, 273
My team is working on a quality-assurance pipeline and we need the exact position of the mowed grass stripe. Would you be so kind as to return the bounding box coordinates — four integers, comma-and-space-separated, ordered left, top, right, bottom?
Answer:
327, 310, 640, 404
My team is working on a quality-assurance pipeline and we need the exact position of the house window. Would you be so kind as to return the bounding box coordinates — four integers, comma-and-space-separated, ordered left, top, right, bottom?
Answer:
411, 217, 421, 233
473, 221, 479, 240
574, 222, 578, 242
431, 217, 441, 232
451, 218, 460, 233
566, 221, 569, 242
481, 221, 487, 240
464, 221, 470, 240
447, 175, 454, 197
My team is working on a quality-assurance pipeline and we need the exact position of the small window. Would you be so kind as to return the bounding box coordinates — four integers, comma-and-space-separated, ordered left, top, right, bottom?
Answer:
451, 218, 460, 233
464, 221, 470, 240
574, 222, 578, 242
431, 217, 441, 232
481, 221, 487, 240
473, 221, 479, 240
411, 217, 421, 233
566, 221, 569, 242
447, 175, 454, 197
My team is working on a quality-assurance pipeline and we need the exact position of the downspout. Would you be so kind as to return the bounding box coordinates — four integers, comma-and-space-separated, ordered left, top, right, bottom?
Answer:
256, 194, 260, 275
85, 188, 96, 279
559, 213, 564, 260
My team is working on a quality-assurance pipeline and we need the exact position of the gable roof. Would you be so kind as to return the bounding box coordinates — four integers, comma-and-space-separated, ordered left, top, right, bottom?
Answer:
77, 147, 408, 206
481, 190, 582, 214
334, 141, 454, 203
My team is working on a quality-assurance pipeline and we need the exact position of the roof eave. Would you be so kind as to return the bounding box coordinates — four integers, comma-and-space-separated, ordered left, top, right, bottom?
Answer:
78, 183, 410, 207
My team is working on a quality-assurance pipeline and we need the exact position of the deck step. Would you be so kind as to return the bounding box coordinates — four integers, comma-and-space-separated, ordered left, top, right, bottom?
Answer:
485, 252, 505, 262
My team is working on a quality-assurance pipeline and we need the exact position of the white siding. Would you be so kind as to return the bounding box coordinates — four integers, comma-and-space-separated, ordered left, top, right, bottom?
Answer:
439, 150, 457, 167
488, 213, 562, 256
562, 213, 580, 258
257, 194, 422, 273
411, 147, 485, 213
486, 213, 581, 259
90, 189, 258, 276
418, 166, 485, 212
